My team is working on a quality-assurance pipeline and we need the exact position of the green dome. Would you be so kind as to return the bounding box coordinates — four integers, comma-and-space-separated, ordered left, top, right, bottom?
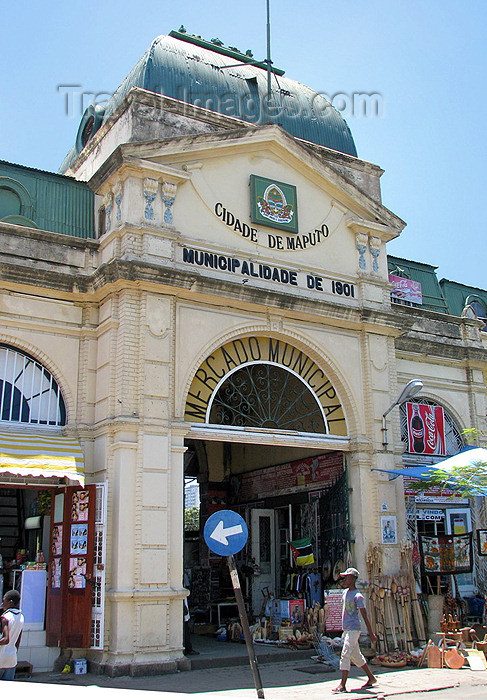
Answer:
61, 32, 357, 172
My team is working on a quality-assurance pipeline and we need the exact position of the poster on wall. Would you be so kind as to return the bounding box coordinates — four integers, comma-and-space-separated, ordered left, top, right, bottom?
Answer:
388, 275, 422, 304
71, 490, 89, 522
68, 557, 87, 588
51, 559, 61, 589
380, 515, 397, 545
406, 403, 446, 456
70, 523, 88, 555
324, 589, 343, 632
477, 530, 487, 556
420, 533, 473, 573
51, 525, 63, 556
288, 599, 306, 625
237, 452, 343, 501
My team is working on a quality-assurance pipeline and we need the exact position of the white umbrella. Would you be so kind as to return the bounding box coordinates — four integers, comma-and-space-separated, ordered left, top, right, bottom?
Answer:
373, 447, 487, 495
418, 447, 487, 496
431, 447, 487, 472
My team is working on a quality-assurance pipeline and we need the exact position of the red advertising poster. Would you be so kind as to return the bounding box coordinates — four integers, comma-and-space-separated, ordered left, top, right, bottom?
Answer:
406, 403, 446, 456
389, 275, 423, 304
324, 589, 343, 632
288, 599, 306, 625
237, 452, 343, 502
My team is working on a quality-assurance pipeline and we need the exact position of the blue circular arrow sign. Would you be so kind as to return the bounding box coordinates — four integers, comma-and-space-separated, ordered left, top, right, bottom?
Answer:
203, 510, 248, 556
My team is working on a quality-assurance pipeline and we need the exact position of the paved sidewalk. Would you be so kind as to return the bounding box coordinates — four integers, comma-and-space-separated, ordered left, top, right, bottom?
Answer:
19, 657, 487, 700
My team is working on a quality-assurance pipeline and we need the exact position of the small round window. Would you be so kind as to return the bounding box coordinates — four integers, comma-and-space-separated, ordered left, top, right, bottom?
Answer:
81, 116, 95, 148
75, 105, 105, 154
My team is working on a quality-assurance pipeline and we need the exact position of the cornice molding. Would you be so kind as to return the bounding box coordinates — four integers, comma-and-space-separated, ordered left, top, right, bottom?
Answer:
92, 155, 192, 195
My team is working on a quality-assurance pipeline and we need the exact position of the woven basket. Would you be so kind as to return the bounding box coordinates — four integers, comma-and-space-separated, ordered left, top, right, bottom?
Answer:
380, 659, 407, 668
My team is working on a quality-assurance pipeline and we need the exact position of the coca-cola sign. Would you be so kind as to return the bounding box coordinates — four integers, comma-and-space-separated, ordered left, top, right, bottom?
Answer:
406, 403, 446, 456
389, 275, 422, 304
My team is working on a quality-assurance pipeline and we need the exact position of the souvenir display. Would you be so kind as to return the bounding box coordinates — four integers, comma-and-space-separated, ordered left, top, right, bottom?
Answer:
420, 533, 473, 574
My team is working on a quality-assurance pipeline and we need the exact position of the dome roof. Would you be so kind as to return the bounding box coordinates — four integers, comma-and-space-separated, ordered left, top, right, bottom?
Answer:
61, 32, 357, 171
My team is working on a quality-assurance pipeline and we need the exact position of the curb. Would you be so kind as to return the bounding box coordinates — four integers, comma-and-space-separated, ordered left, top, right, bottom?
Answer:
189, 647, 313, 670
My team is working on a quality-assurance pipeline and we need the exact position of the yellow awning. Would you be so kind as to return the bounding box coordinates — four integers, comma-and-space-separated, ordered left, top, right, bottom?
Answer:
0, 431, 85, 485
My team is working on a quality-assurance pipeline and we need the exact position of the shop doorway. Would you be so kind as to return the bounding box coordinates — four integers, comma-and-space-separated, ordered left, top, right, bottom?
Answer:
445, 508, 474, 596
183, 438, 350, 637
415, 505, 474, 597
46, 485, 96, 648
250, 508, 276, 614
0, 483, 106, 670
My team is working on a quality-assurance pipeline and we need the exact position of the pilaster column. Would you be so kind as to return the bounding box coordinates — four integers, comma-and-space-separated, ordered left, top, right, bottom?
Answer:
108, 434, 138, 655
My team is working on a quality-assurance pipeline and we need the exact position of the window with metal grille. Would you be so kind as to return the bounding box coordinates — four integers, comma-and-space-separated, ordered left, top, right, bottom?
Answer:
0, 344, 66, 426
466, 296, 487, 331
208, 363, 327, 433
91, 484, 106, 649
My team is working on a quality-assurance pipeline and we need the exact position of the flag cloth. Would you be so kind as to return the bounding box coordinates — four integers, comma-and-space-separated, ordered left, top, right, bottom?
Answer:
290, 537, 314, 566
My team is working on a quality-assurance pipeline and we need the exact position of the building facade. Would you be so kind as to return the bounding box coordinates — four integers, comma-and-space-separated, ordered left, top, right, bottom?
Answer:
0, 31, 486, 674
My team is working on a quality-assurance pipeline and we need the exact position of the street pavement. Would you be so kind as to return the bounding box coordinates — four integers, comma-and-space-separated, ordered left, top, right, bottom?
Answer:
17, 657, 487, 700
383, 689, 487, 700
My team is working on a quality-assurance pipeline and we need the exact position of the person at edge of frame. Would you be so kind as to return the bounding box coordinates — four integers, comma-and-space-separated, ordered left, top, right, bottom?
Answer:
183, 570, 199, 656
0, 590, 25, 681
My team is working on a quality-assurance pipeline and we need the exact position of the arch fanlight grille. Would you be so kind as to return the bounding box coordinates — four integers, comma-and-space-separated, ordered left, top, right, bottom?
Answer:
0, 344, 67, 427
400, 397, 463, 457
465, 294, 487, 331
208, 362, 327, 433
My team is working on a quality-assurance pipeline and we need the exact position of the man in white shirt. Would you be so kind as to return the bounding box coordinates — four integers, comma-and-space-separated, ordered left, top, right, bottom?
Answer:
0, 590, 24, 681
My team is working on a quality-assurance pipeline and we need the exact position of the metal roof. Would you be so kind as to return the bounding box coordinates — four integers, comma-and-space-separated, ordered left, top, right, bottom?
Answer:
0, 161, 94, 239
440, 278, 487, 318
61, 32, 357, 171
387, 255, 449, 314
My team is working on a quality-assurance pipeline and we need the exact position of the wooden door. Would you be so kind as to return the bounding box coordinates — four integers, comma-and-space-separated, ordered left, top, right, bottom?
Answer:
250, 509, 276, 615
46, 484, 95, 648
45, 488, 64, 647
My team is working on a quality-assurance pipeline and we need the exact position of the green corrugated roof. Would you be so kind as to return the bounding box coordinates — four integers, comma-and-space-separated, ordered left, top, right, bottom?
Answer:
0, 160, 94, 239
60, 32, 357, 172
440, 279, 487, 318
387, 255, 449, 314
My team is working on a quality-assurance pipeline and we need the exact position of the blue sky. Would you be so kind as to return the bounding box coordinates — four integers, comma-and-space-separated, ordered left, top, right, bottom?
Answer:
1, 0, 486, 289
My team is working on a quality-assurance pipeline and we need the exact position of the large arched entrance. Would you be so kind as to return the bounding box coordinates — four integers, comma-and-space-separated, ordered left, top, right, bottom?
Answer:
185, 336, 347, 434
183, 336, 352, 644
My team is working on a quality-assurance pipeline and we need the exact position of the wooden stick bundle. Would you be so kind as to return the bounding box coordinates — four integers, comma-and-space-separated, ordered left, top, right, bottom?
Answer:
400, 541, 426, 644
